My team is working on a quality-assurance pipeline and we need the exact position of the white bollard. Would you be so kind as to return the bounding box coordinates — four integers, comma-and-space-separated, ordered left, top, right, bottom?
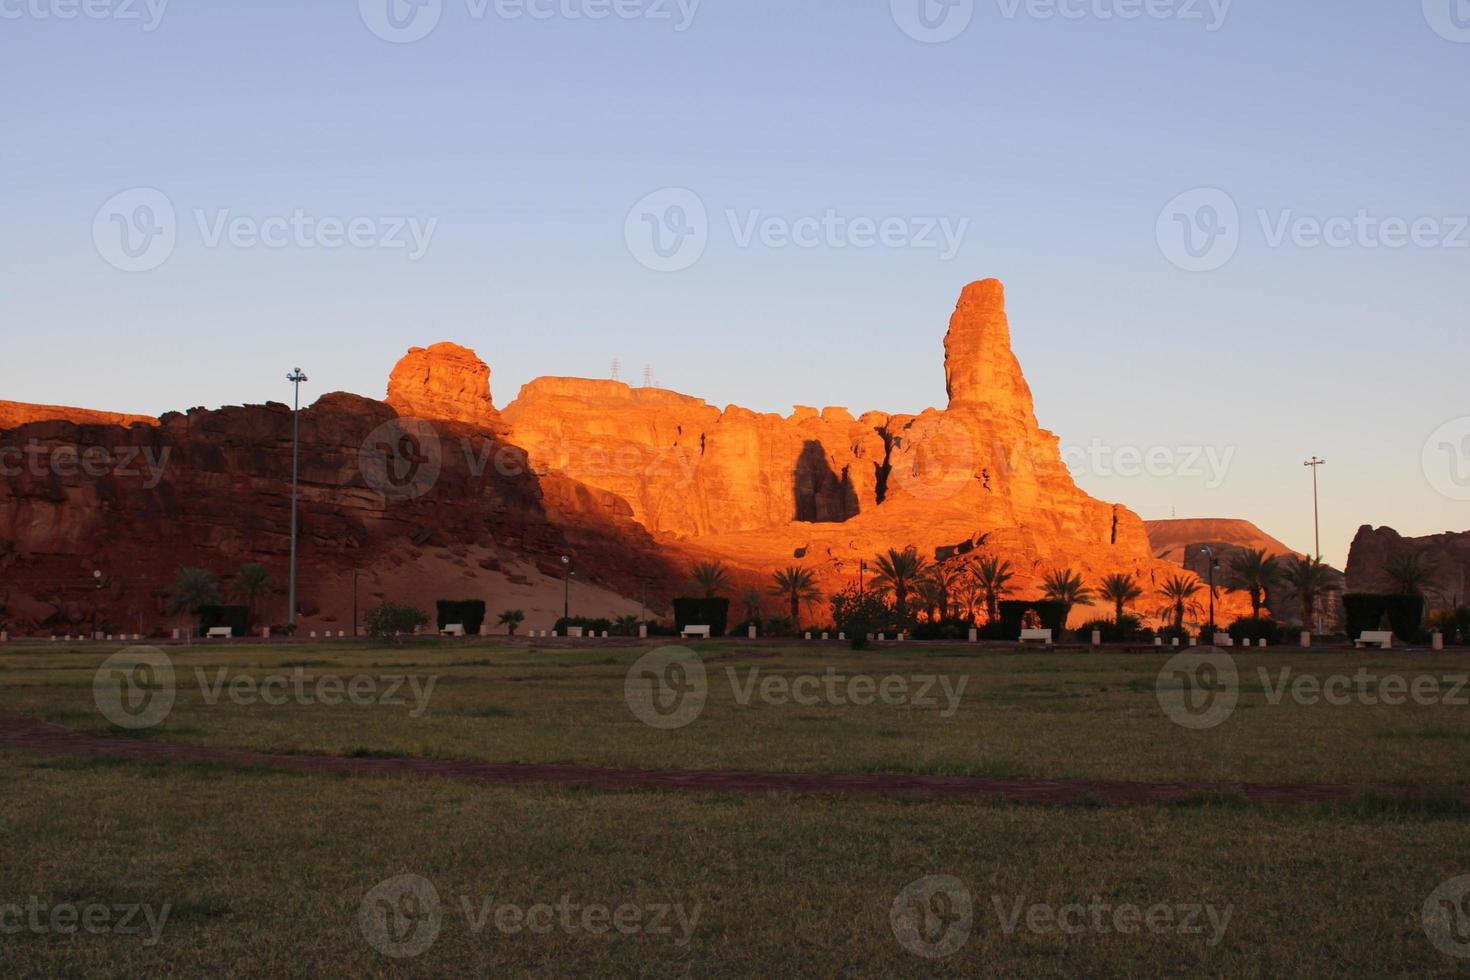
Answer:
804, 632, 812, 640
821, 632, 829, 640
338, 631, 346, 638
748, 625, 757, 639
172, 629, 180, 640
1091, 630, 1102, 647
877, 633, 886, 642
310, 631, 317, 638
1434, 633, 1445, 651
839, 632, 846, 641
1301, 631, 1312, 648
1189, 637, 1198, 647
262, 627, 271, 639
1154, 638, 1163, 647
0, 632, 6, 643
1172, 638, 1180, 648
639, 624, 648, 639
1260, 639, 1268, 648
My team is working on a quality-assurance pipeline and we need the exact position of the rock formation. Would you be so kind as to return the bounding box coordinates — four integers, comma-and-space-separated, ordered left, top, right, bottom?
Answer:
1346, 525, 1470, 603
1146, 518, 1301, 568
0, 400, 156, 429
0, 278, 1238, 633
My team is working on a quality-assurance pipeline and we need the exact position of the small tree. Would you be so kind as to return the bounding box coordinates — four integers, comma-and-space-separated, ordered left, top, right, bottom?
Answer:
231, 563, 276, 624
768, 566, 822, 628
690, 561, 731, 598
364, 602, 429, 640
497, 609, 525, 636
168, 568, 220, 616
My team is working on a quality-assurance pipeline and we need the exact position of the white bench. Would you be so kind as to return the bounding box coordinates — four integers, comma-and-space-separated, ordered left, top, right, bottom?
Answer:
1355, 631, 1393, 650
206, 627, 233, 639
441, 624, 466, 637
1019, 629, 1053, 645
680, 625, 711, 639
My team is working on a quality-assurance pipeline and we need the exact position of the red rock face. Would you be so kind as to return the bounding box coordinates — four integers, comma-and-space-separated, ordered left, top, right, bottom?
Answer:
0, 400, 157, 429
0, 279, 1235, 633
1346, 525, 1470, 602
386, 342, 501, 430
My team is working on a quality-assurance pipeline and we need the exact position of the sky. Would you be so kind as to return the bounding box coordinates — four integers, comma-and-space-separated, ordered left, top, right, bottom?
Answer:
3, 0, 1468, 568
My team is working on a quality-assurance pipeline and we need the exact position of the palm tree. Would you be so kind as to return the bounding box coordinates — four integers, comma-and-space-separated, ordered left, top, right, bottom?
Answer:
615, 614, 641, 636
741, 588, 764, 624
1042, 567, 1095, 622
497, 609, 526, 636
871, 547, 929, 621
690, 561, 731, 598
768, 566, 822, 628
1383, 551, 1439, 598
1160, 574, 1204, 631
918, 565, 963, 622
1098, 573, 1143, 625
955, 578, 983, 625
1278, 556, 1342, 629
168, 567, 220, 615
1223, 548, 1281, 619
231, 563, 276, 622
971, 555, 1015, 625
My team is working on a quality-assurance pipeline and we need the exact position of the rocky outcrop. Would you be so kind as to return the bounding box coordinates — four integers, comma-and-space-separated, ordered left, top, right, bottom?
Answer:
0, 400, 157, 429
386, 343, 501, 430
1346, 525, 1470, 603
1147, 518, 1301, 568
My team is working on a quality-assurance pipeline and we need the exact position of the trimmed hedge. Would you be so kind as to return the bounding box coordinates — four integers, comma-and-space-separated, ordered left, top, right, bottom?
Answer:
554, 616, 613, 636
673, 597, 730, 637
435, 599, 487, 636
1343, 593, 1426, 643
197, 605, 251, 636
1227, 616, 1284, 645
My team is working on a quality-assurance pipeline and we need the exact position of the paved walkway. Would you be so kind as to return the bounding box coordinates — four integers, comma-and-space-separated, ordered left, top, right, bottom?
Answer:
0, 713, 1456, 807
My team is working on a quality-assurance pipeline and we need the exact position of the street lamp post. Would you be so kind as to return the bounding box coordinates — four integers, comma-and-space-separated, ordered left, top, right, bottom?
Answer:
1304, 457, 1325, 560
1199, 546, 1220, 638
92, 569, 103, 640
561, 555, 572, 623
287, 368, 309, 631
352, 569, 358, 639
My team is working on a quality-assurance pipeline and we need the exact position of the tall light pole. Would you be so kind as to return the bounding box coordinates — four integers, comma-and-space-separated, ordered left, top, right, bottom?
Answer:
1304, 457, 1325, 560
287, 368, 309, 631
561, 555, 572, 623
1199, 546, 1219, 636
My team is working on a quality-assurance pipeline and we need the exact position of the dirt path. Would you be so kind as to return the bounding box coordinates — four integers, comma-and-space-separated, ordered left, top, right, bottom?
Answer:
0, 713, 1458, 807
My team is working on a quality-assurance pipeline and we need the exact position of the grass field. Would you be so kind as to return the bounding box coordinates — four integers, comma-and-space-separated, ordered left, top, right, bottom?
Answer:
2, 638, 1469, 976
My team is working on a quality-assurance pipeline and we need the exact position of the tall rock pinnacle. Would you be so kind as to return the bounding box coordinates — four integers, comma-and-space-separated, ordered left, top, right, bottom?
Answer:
942, 278, 1036, 420
386, 342, 500, 428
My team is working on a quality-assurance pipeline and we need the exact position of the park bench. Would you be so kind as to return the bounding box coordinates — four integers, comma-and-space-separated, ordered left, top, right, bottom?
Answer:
1019, 629, 1053, 645
440, 624, 466, 637
1355, 631, 1393, 650
680, 625, 711, 640
205, 627, 233, 639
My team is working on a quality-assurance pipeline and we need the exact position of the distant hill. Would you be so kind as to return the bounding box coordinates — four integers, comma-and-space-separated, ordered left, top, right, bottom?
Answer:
1146, 518, 1302, 572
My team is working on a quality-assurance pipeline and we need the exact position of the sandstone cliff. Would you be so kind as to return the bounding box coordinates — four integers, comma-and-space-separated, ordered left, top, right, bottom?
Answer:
1346, 525, 1470, 604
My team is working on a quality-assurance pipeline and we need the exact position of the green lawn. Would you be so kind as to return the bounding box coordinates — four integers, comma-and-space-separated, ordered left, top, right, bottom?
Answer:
2, 639, 1468, 976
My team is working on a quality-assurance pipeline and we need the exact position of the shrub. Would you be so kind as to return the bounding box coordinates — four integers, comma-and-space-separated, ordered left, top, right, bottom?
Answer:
672, 597, 730, 637
911, 617, 972, 641
554, 616, 613, 636
828, 586, 893, 648
196, 605, 251, 637
435, 599, 487, 636
364, 602, 429, 639
1227, 616, 1284, 645
1078, 615, 1148, 643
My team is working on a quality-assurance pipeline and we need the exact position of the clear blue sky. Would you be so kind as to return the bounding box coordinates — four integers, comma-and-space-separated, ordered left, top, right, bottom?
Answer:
3, 1, 1467, 567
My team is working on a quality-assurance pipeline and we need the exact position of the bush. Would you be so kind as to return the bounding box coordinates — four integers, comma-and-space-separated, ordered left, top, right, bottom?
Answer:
196, 605, 251, 637
1430, 607, 1470, 645
1078, 615, 1149, 643
435, 599, 487, 636
1343, 593, 1427, 643
828, 587, 893, 648
1227, 617, 1285, 645
672, 597, 730, 637
911, 617, 973, 641
364, 602, 429, 639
